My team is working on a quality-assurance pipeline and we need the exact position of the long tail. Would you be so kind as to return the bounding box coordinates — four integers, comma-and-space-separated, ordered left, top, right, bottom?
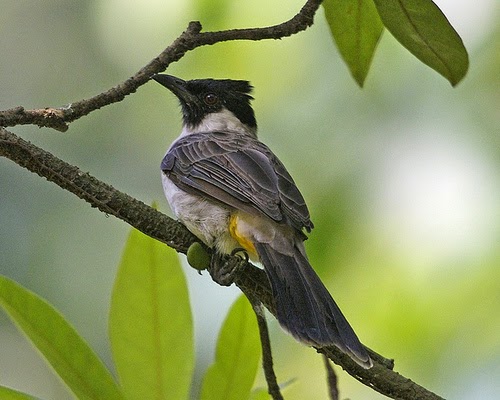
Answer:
254, 241, 372, 368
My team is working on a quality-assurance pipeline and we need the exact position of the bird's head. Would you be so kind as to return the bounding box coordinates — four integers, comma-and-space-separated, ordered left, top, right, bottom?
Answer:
152, 74, 257, 137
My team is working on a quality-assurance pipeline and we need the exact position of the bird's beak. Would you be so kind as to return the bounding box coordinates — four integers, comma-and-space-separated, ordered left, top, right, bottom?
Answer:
152, 74, 196, 104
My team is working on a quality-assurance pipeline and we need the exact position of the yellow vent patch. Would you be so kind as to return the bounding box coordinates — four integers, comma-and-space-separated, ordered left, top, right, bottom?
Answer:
229, 214, 257, 256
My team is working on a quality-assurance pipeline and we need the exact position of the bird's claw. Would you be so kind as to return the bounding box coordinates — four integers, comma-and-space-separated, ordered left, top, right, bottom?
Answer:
230, 247, 249, 262
209, 249, 248, 286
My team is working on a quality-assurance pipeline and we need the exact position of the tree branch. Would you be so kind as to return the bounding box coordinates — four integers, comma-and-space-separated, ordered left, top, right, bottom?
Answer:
0, 1, 445, 398
0, 127, 443, 400
0, 0, 322, 132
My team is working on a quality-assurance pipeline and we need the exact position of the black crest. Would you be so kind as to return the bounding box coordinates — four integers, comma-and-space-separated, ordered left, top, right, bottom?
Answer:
153, 75, 256, 129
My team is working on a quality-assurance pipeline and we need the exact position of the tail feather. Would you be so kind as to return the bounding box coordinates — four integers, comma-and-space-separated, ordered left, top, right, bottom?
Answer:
254, 241, 372, 368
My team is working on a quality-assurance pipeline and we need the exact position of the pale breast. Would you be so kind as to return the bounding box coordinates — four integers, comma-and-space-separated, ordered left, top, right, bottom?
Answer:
162, 173, 236, 250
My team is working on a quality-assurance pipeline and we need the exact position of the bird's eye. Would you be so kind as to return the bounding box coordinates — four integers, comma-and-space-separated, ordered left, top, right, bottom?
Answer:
204, 93, 218, 106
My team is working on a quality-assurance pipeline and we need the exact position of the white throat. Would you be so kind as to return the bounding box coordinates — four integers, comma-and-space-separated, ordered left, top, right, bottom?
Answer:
181, 108, 256, 137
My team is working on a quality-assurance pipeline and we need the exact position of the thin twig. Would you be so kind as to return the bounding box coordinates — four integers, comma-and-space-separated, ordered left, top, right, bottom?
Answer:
249, 298, 284, 400
323, 354, 339, 400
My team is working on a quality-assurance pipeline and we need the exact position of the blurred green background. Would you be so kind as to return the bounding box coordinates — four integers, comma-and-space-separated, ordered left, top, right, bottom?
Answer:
1, 0, 499, 399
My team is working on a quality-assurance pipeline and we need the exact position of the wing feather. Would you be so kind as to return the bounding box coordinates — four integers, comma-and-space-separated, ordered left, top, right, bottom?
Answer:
161, 132, 313, 232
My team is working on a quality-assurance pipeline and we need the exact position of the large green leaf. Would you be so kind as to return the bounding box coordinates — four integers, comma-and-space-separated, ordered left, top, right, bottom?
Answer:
323, 0, 384, 87
0, 275, 123, 400
109, 228, 194, 400
373, 0, 468, 86
0, 385, 39, 400
201, 295, 260, 400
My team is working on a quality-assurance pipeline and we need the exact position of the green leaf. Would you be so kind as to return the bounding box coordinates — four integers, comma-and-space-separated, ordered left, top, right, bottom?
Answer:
109, 228, 194, 400
0, 275, 123, 400
372, 0, 469, 86
323, 0, 384, 87
0, 385, 40, 400
201, 295, 260, 400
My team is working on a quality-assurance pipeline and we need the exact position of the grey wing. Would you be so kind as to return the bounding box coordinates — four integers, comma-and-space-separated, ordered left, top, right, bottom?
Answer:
161, 133, 313, 233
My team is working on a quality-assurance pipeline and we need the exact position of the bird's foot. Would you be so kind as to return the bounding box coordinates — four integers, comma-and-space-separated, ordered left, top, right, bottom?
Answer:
209, 248, 248, 286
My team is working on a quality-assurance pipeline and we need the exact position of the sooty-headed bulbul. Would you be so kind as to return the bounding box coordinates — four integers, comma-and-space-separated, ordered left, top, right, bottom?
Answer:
152, 74, 372, 368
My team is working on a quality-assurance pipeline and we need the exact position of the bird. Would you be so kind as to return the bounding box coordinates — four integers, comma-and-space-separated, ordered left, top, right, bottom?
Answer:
152, 74, 372, 368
